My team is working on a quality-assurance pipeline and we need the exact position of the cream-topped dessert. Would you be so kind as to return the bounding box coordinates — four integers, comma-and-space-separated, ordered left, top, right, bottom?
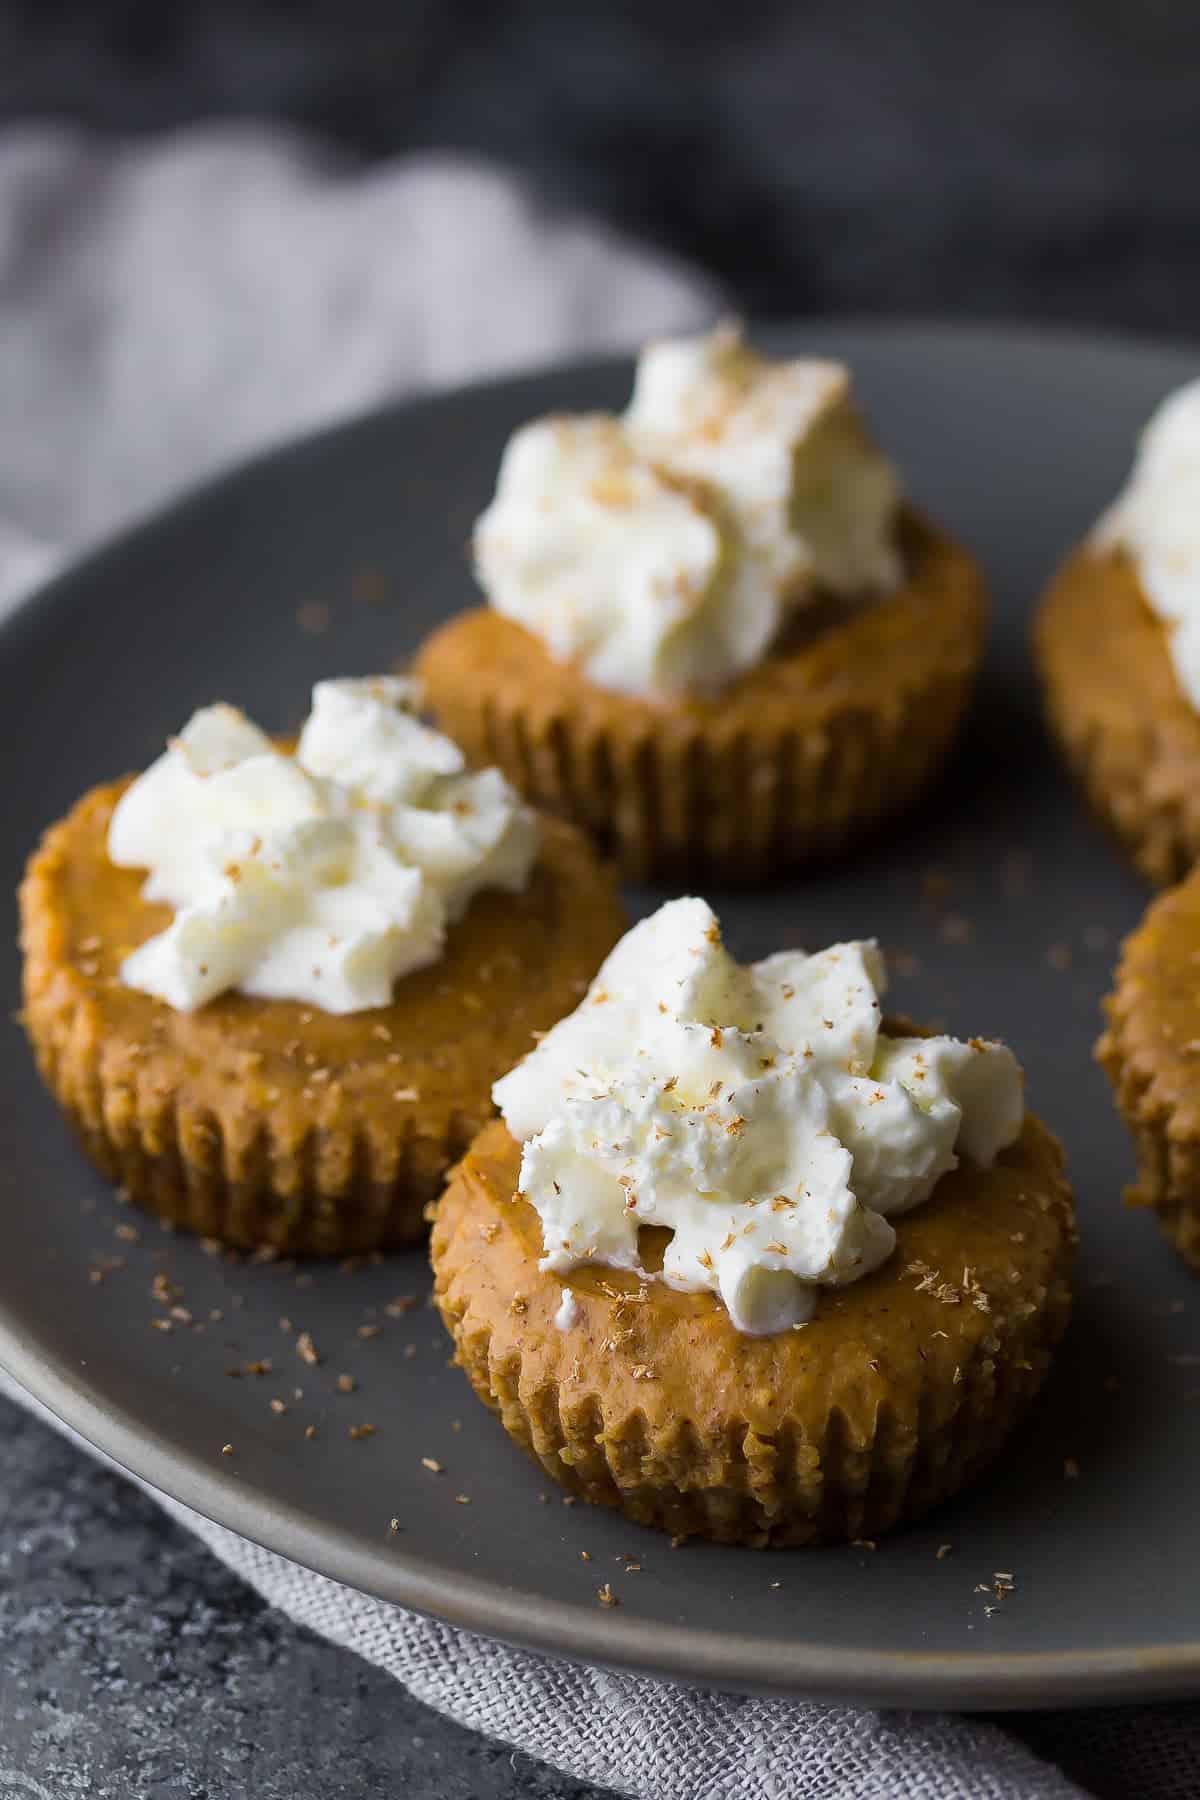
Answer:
1094, 377, 1200, 708
493, 897, 1023, 1335
109, 677, 539, 1013
473, 325, 901, 699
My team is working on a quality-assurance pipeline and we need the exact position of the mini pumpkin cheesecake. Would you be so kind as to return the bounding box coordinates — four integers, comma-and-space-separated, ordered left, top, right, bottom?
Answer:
432, 899, 1075, 1546
1037, 378, 1200, 885
415, 326, 987, 880
1098, 868, 1200, 1271
20, 678, 625, 1252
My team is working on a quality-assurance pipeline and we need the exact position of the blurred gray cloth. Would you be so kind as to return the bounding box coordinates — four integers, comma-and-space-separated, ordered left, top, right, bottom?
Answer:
0, 123, 1165, 1800
0, 122, 718, 614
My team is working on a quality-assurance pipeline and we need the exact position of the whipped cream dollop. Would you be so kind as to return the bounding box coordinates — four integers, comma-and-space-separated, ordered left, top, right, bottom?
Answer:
1094, 378, 1200, 709
473, 325, 902, 699
109, 678, 539, 1013
494, 898, 1023, 1336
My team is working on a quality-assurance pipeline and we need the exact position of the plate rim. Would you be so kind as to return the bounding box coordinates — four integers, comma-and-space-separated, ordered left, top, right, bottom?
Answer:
3, 1313, 1198, 1711
6, 315, 1200, 1711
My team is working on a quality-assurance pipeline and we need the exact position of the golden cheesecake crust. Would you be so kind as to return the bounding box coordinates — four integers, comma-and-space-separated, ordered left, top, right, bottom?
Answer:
1036, 543, 1200, 886
432, 1115, 1075, 1546
1099, 869, 1200, 1271
20, 778, 626, 1253
414, 511, 986, 880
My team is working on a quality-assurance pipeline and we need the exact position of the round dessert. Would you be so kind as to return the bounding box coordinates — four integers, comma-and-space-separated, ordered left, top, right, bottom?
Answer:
432, 900, 1075, 1546
414, 326, 987, 880
20, 678, 625, 1253
1036, 378, 1200, 885
1098, 869, 1200, 1271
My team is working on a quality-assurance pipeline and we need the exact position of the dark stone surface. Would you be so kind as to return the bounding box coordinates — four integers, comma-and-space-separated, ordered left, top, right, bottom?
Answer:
0, 0, 1199, 336
0, 1395, 616, 1799
4, 1394, 1196, 1800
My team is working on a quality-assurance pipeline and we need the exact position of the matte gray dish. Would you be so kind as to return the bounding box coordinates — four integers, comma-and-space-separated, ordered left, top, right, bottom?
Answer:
1, 323, 1197, 1710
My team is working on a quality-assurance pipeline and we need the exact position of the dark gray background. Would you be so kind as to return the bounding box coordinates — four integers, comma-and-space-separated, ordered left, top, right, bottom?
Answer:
1, 0, 1199, 333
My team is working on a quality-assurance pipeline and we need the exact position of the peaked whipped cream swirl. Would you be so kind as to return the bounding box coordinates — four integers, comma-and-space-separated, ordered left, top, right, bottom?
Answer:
1094, 377, 1200, 710
494, 898, 1023, 1335
473, 324, 902, 699
109, 677, 538, 1013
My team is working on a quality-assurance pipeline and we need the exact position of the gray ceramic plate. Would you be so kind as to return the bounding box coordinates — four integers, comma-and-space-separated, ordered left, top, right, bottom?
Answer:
2, 322, 1198, 1711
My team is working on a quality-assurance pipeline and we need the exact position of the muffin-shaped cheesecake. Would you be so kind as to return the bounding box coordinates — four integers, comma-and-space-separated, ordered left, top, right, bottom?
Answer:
1098, 869, 1200, 1271
415, 325, 987, 880
1037, 377, 1200, 884
20, 677, 625, 1252
432, 899, 1075, 1545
